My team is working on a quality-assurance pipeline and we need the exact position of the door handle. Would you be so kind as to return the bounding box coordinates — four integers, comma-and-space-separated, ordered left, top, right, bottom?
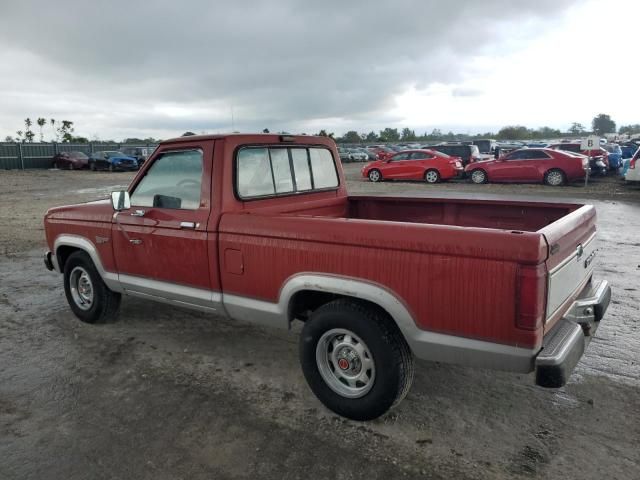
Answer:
131, 209, 145, 217
179, 221, 197, 229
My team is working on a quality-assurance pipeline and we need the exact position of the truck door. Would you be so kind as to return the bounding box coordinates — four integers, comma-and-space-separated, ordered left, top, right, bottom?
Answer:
111, 142, 219, 308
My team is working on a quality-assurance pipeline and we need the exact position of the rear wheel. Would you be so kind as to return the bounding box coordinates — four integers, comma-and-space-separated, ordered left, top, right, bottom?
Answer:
299, 299, 414, 421
63, 251, 121, 323
368, 169, 382, 182
424, 169, 440, 184
544, 168, 565, 186
470, 169, 488, 184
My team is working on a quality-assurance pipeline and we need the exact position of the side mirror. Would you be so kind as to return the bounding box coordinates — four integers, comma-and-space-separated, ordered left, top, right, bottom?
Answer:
111, 190, 130, 211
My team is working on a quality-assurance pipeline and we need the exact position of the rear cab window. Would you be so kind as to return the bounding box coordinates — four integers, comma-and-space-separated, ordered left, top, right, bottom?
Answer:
236, 146, 339, 199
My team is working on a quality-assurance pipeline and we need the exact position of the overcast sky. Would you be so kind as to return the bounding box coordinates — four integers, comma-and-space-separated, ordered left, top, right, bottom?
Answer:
1, 0, 637, 140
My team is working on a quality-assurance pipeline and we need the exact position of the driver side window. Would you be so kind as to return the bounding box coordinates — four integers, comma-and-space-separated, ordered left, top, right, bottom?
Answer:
391, 153, 410, 161
130, 149, 203, 210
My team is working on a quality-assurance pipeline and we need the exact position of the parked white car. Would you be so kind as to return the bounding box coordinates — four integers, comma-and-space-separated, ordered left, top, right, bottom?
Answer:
346, 148, 369, 161
624, 148, 640, 183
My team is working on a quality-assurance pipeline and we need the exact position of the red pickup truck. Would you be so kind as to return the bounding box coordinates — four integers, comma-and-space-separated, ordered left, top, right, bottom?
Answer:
44, 134, 611, 420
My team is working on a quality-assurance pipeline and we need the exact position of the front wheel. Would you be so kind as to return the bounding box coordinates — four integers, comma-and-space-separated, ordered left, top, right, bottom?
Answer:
470, 169, 488, 184
299, 299, 414, 421
63, 251, 121, 323
368, 169, 382, 182
544, 168, 565, 186
424, 169, 440, 184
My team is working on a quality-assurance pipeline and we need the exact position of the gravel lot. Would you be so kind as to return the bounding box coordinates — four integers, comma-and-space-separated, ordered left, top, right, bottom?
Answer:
1, 167, 639, 479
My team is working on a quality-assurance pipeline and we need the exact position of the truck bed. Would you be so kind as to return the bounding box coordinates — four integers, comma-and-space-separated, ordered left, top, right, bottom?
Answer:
222, 194, 596, 350
346, 196, 578, 232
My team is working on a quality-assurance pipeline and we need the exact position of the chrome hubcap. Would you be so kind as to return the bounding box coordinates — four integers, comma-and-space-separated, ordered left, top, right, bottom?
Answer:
472, 170, 485, 183
426, 171, 438, 183
69, 266, 94, 311
316, 329, 375, 398
548, 172, 562, 185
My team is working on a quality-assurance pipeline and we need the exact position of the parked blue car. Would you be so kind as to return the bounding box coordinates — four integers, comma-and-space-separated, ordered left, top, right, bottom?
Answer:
621, 143, 639, 159
603, 144, 623, 170
88, 151, 139, 171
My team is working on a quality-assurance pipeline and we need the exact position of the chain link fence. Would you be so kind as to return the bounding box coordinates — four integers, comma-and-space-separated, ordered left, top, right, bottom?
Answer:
0, 143, 159, 170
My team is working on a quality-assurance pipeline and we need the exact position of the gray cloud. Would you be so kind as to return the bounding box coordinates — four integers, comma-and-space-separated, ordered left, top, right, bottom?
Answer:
0, 0, 577, 139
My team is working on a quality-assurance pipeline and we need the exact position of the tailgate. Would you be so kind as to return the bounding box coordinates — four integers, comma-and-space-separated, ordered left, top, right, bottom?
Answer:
539, 205, 597, 322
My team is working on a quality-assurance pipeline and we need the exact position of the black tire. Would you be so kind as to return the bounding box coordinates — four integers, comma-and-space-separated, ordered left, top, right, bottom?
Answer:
63, 251, 121, 324
299, 299, 414, 421
424, 169, 440, 184
544, 168, 566, 186
368, 169, 382, 182
470, 169, 488, 184
89, 162, 96, 171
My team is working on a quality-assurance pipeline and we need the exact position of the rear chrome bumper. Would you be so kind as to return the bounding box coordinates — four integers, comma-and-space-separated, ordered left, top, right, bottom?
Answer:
535, 279, 611, 388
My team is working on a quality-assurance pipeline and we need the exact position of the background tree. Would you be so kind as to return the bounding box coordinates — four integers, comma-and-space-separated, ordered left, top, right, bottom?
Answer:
5, 135, 15, 142
50, 118, 57, 141
340, 130, 362, 143
378, 128, 400, 142
15, 130, 23, 142
316, 129, 335, 139
24, 118, 35, 142
401, 128, 416, 141
497, 125, 531, 140
262, 128, 270, 133
36, 117, 46, 142
534, 126, 562, 139
619, 124, 640, 135
365, 131, 377, 142
57, 120, 74, 142
592, 114, 616, 135
568, 122, 586, 136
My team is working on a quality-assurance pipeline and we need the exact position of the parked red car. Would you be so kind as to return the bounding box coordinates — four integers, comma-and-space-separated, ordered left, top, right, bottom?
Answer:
51, 151, 89, 170
464, 148, 589, 186
362, 149, 464, 183
548, 143, 609, 173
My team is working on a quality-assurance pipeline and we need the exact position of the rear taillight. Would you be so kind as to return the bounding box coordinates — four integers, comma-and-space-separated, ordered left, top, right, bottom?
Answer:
516, 265, 547, 330
631, 157, 637, 169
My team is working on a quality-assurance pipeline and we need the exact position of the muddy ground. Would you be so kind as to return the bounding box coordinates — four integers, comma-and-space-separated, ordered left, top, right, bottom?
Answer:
0, 167, 639, 479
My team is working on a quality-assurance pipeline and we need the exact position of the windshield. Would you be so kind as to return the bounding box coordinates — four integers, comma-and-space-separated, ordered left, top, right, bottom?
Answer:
105, 151, 126, 158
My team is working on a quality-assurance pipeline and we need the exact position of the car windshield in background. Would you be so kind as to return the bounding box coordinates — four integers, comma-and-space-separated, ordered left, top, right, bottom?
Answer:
106, 151, 126, 158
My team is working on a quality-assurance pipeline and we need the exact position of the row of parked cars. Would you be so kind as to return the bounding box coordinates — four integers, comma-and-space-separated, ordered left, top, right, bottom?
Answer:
355, 139, 640, 186
51, 147, 155, 171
